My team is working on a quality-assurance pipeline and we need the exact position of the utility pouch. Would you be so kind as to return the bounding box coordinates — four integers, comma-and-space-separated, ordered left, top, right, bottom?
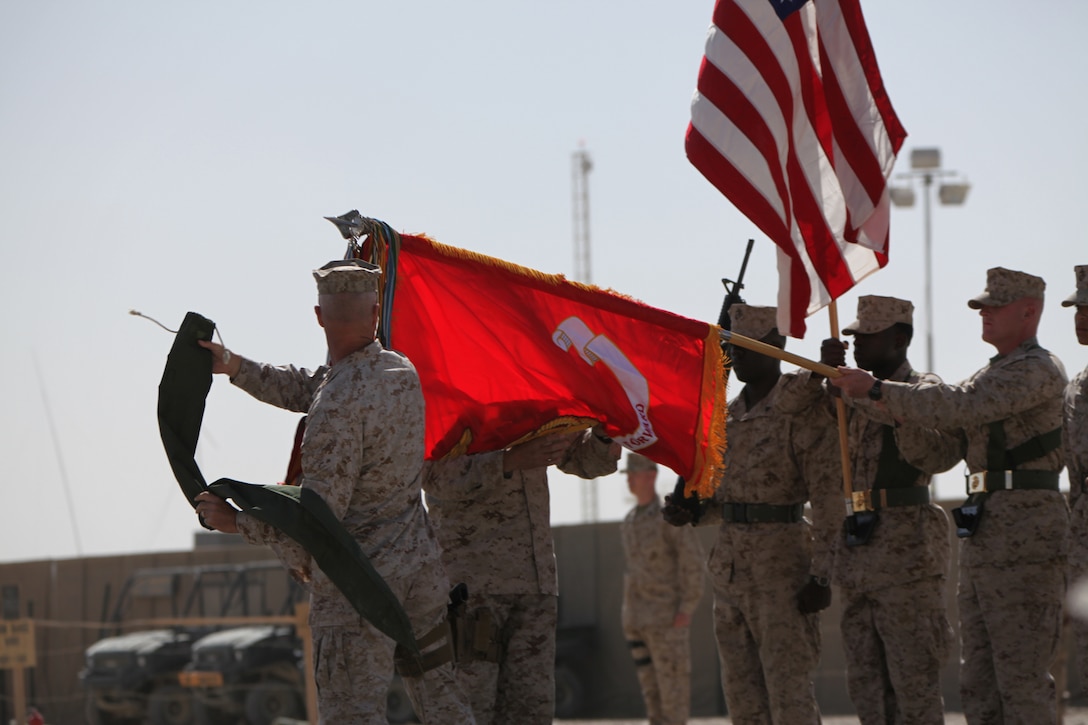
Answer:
952, 494, 987, 538
452, 605, 501, 664
844, 510, 879, 547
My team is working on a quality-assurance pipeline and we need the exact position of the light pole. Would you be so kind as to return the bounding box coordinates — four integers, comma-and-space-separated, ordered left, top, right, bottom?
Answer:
889, 147, 970, 373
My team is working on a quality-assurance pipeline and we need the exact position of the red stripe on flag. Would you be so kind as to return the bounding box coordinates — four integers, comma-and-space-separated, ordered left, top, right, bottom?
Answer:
837, 0, 906, 155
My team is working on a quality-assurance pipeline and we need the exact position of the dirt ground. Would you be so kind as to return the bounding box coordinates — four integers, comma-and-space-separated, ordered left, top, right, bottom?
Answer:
555, 710, 1088, 724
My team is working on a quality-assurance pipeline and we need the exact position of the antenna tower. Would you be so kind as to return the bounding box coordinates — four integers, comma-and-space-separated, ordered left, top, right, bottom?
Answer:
571, 145, 598, 522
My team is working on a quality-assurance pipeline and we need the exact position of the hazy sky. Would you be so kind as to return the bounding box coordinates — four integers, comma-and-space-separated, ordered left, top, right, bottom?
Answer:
1, 1, 1085, 564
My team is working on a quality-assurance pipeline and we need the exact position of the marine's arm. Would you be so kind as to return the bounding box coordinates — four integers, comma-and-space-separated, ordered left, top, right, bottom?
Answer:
558, 425, 622, 479
838, 353, 1066, 430
798, 407, 844, 589
889, 372, 966, 474
198, 338, 324, 412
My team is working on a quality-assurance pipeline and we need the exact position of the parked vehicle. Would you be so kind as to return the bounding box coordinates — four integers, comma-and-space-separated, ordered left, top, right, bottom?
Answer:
81, 561, 294, 725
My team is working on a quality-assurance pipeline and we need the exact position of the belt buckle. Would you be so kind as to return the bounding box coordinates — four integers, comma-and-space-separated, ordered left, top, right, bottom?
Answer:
851, 490, 872, 513
967, 471, 987, 494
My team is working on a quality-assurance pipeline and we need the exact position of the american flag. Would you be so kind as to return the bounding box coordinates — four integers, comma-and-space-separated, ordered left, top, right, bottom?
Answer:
686, 0, 906, 338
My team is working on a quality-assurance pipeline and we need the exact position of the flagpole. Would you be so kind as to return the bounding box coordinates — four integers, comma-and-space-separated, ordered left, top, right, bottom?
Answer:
718, 330, 839, 378
827, 302, 854, 514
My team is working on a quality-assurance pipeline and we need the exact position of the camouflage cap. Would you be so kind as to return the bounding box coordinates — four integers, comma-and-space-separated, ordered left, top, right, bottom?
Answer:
313, 259, 382, 295
1061, 265, 1088, 307
730, 304, 778, 340
967, 267, 1045, 309
842, 295, 914, 335
621, 452, 657, 473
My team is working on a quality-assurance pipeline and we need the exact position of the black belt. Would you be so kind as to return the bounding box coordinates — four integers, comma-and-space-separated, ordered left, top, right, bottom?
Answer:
965, 470, 1060, 495
722, 502, 805, 524
851, 486, 931, 512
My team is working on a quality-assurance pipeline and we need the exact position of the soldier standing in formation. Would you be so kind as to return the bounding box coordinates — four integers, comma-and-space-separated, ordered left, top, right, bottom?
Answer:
1063, 265, 1088, 687
620, 452, 705, 725
782, 295, 959, 723
833, 267, 1069, 724
667, 303, 841, 724
423, 424, 619, 724
194, 259, 474, 724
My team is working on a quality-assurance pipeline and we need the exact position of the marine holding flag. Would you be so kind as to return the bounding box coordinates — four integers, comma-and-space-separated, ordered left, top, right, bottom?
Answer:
832, 268, 1069, 723
778, 296, 960, 724
666, 304, 841, 723
423, 424, 619, 724
194, 260, 475, 724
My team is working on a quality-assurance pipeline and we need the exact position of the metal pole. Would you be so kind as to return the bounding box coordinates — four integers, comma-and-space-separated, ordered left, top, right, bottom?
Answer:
922, 172, 935, 373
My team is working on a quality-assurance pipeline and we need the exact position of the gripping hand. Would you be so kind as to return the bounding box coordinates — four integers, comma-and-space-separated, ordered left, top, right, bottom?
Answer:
796, 576, 832, 614
662, 476, 707, 527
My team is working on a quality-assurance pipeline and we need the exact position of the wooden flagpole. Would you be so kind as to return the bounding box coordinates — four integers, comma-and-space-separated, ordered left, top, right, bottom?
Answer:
827, 301, 855, 513
718, 330, 840, 378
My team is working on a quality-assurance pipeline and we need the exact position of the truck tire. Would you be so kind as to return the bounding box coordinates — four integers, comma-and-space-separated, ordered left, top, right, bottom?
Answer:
192, 698, 237, 725
554, 662, 586, 719
84, 692, 137, 725
244, 681, 303, 725
148, 685, 195, 725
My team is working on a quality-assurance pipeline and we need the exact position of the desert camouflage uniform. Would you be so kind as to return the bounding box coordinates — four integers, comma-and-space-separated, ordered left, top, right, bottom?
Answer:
793, 361, 959, 724
1066, 363, 1088, 682
230, 343, 474, 724
621, 497, 705, 725
858, 337, 1069, 724
424, 430, 618, 725
702, 371, 841, 725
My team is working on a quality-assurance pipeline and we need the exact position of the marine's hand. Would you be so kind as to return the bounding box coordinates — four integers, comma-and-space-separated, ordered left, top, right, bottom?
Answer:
829, 367, 876, 399
194, 491, 239, 533
796, 576, 831, 614
590, 423, 623, 460
661, 494, 695, 526
672, 611, 692, 628
820, 338, 847, 369
197, 339, 242, 377
503, 431, 580, 472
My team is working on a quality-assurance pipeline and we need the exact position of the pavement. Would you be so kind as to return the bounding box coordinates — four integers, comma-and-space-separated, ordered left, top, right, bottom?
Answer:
556, 710, 1088, 724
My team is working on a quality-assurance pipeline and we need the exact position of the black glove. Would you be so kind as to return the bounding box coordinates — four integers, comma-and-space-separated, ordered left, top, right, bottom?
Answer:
820, 338, 847, 368
796, 576, 832, 614
662, 477, 706, 526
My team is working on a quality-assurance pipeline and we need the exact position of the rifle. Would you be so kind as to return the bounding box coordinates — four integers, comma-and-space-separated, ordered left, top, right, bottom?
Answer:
663, 239, 755, 526
716, 238, 755, 334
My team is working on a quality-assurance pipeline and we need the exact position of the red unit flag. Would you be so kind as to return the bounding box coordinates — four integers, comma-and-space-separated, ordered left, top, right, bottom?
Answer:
686, 0, 906, 337
383, 235, 728, 498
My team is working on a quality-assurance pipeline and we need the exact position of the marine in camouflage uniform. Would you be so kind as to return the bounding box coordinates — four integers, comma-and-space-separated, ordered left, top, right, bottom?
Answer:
196, 260, 474, 725
423, 425, 619, 725
782, 296, 960, 724
670, 304, 841, 725
620, 452, 705, 725
1062, 266, 1088, 687
832, 268, 1070, 725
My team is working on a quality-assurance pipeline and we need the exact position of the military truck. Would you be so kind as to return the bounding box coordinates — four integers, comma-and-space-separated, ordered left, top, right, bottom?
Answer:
80, 561, 294, 725
182, 621, 417, 725
179, 577, 305, 725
